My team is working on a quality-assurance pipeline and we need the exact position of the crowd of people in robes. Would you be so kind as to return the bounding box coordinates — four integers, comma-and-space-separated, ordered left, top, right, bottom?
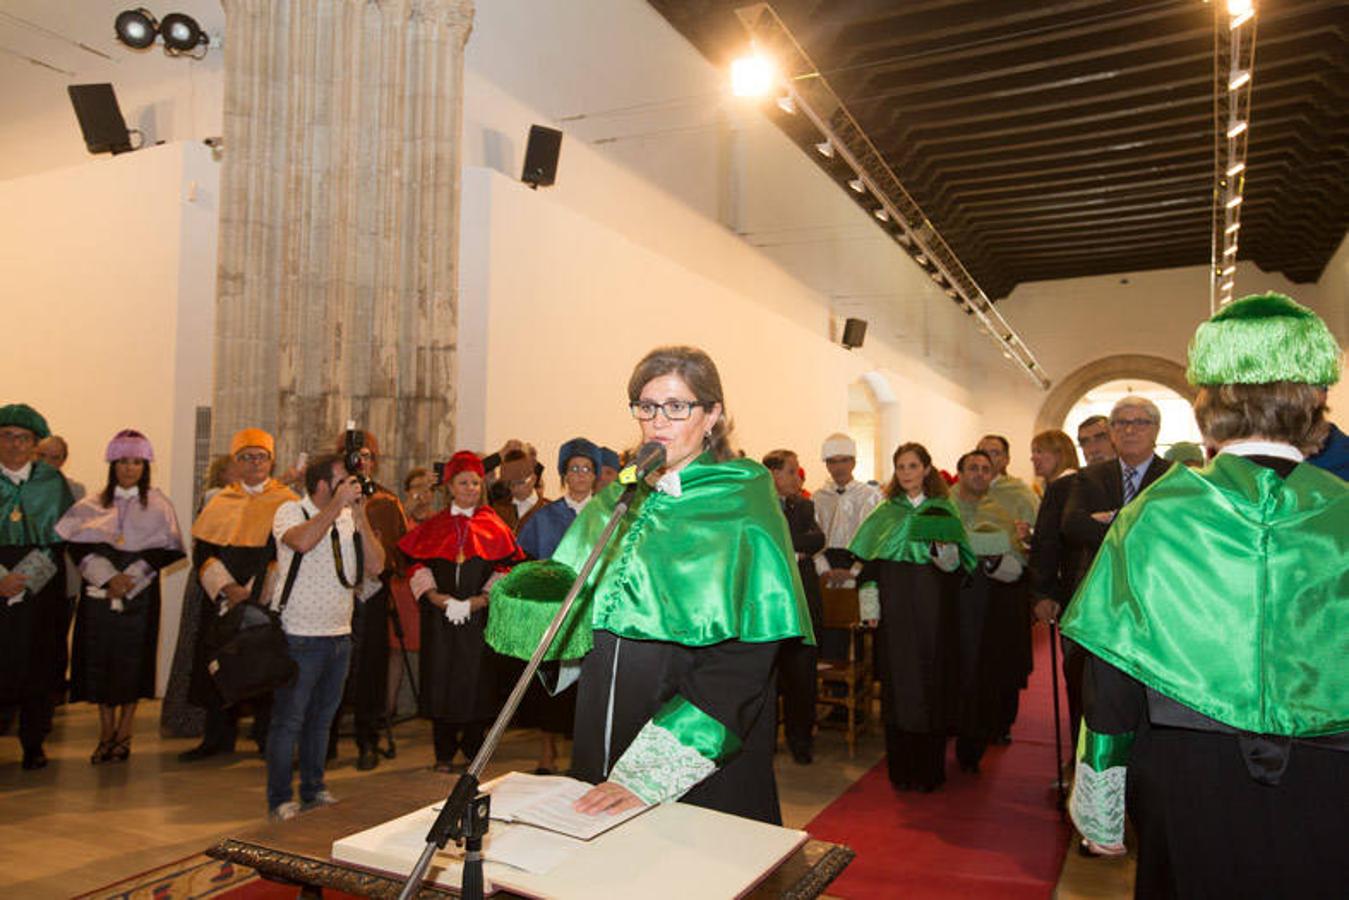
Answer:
1, 295, 1344, 896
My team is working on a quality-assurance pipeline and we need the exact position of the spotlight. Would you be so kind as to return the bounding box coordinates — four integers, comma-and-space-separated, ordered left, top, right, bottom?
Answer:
814, 141, 834, 158
160, 12, 206, 53
1226, 161, 1246, 177
775, 95, 796, 114
874, 208, 889, 222
1226, 120, 1248, 138
847, 178, 865, 194
1228, 70, 1251, 91
731, 53, 776, 97
114, 8, 158, 49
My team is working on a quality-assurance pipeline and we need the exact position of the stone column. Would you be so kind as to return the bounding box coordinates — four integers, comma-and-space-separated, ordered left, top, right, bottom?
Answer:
212, 0, 473, 482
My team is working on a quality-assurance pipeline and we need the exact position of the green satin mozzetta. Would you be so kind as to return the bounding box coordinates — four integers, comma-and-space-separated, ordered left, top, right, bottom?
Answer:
988, 476, 1039, 527
0, 461, 73, 546
537, 454, 812, 647
848, 496, 976, 571
1062, 455, 1348, 737
652, 694, 743, 764
1077, 724, 1135, 772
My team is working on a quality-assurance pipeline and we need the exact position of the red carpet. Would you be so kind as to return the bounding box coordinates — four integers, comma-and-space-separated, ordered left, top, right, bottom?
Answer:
805, 627, 1072, 898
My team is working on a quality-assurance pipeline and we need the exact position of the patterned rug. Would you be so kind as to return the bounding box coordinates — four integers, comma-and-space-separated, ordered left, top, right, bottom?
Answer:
73, 853, 255, 900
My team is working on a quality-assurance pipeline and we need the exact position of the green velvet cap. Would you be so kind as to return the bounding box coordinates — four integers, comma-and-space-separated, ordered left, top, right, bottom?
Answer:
967, 526, 1012, 558
486, 560, 593, 661
0, 403, 51, 439
1186, 292, 1341, 386
1163, 441, 1205, 466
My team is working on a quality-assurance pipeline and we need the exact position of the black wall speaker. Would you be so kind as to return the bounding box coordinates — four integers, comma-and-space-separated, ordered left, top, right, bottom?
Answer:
842, 318, 868, 349
521, 125, 563, 188
67, 84, 134, 155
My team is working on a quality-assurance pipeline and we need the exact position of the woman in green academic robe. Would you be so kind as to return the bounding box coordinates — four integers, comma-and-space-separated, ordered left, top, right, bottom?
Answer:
488, 346, 812, 824
853, 442, 974, 792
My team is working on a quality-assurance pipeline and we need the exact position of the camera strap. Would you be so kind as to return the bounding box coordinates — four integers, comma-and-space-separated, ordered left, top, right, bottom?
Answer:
331, 522, 364, 589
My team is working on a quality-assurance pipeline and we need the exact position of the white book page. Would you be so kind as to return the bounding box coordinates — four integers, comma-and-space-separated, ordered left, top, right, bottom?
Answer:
510, 778, 649, 841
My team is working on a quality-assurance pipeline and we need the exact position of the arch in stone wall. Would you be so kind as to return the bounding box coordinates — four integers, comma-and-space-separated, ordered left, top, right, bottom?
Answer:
1034, 354, 1195, 434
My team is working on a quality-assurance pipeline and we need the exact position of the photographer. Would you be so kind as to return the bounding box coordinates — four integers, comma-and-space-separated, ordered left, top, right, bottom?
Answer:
265, 454, 384, 821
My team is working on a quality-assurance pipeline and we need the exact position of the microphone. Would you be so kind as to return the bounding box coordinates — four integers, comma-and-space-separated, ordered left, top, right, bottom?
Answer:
618, 442, 667, 485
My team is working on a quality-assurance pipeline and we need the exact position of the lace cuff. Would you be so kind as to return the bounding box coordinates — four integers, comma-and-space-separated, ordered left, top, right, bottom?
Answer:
608, 720, 716, 805
79, 554, 120, 588
859, 581, 880, 621
1069, 726, 1134, 849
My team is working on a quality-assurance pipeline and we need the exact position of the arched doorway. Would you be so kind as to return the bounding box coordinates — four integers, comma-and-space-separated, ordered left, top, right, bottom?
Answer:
1036, 355, 1202, 463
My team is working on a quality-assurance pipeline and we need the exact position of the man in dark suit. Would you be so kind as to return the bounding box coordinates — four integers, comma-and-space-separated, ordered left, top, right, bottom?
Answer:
1059, 397, 1172, 748
763, 450, 825, 764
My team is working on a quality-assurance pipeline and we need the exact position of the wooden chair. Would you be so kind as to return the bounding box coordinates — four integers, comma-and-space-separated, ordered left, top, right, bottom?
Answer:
814, 577, 873, 757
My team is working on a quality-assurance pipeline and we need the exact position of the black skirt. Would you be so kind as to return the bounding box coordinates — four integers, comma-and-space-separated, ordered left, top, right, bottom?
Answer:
70, 580, 160, 704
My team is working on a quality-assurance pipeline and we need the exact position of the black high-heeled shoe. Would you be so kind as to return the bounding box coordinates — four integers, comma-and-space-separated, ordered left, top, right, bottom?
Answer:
109, 736, 131, 762
91, 739, 116, 765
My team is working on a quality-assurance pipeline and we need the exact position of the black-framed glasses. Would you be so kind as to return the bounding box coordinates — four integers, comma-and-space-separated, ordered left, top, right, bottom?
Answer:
629, 399, 709, 421
566, 463, 595, 474
1110, 417, 1156, 430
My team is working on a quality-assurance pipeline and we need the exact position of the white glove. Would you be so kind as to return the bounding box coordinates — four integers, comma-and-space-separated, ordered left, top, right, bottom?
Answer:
931, 542, 961, 572
987, 554, 1024, 583
444, 597, 471, 625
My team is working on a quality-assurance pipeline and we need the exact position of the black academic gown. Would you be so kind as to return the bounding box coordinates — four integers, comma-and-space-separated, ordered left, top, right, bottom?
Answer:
571, 629, 783, 824
187, 540, 276, 708
416, 556, 500, 723
864, 557, 962, 789
67, 542, 184, 705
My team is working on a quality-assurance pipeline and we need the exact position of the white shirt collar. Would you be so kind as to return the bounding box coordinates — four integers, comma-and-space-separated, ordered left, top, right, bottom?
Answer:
2, 461, 32, 484
114, 485, 139, 501
655, 470, 683, 498
451, 503, 477, 517
564, 494, 591, 513
241, 479, 268, 495
1218, 440, 1304, 463
301, 494, 321, 515
905, 492, 926, 507
512, 494, 538, 515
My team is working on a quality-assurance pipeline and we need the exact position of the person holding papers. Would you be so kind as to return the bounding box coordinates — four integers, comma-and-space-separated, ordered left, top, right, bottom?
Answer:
489, 346, 813, 824
0, 403, 74, 770
56, 429, 184, 764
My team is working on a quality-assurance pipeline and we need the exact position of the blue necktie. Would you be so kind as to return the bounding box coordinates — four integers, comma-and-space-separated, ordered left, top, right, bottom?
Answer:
1122, 465, 1139, 504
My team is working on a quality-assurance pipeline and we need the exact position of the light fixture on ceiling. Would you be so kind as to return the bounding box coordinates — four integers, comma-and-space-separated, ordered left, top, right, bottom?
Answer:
1228, 0, 1255, 30
847, 178, 865, 193
1225, 222, 1240, 234
1226, 194, 1243, 209
114, 8, 213, 57
1228, 70, 1251, 91
1226, 161, 1246, 177
873, 208, 889, 222
1226, 120, 1248, 138
730, 52, 776, 97
114, 8, 157, 49
160, 12, 207, 54
814, 140, 833, 158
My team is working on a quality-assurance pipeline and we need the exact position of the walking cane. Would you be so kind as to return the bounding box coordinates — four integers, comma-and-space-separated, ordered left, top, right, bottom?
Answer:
1049, 621, 1067, 814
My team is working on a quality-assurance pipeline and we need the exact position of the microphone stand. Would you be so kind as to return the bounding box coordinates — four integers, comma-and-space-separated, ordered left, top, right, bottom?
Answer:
396, 479, 643, 900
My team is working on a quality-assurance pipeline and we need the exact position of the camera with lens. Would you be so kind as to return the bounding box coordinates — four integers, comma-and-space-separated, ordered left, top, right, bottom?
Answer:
343, 421, 377, 497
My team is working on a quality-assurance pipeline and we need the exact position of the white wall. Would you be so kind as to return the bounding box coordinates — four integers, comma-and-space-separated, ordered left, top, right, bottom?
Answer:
1002, 260, 1348, 455
456, 167, 1001, 488
0, 142, 220, 693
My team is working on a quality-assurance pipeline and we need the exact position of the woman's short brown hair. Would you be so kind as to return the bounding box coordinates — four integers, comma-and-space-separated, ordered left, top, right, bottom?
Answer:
627, 346, 736, 461
1192, 381, 1329, 454
1031, 429, 1079, 477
